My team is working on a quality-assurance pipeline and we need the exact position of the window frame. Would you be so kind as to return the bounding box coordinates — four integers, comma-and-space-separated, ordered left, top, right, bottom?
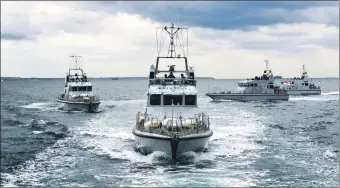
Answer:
163, 95, 183, 106
149, 94, 161, 105
185, 95, 196, 106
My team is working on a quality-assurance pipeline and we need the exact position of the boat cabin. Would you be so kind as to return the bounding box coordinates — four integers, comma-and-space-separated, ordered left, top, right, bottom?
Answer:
148, 93, 197, 107
238, 81, 274, 89
147, 56, 198, 107
232, 60, 288, 94
280, 64, 320, 90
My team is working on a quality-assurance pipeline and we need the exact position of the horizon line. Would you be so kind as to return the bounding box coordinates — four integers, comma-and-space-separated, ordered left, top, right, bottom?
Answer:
1, 76, 338, 80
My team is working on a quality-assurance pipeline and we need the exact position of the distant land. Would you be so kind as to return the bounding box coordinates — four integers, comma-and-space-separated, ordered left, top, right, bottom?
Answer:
1, 76, 216, 81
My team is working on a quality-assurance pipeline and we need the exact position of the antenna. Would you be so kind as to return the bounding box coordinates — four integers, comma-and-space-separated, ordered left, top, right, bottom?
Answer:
156, 23, 188, 58
303, 64, 307, 74
70, 54, 82, 69
264, 60, 269, 70
165, 23, 180, 57
177, 12, 179, 27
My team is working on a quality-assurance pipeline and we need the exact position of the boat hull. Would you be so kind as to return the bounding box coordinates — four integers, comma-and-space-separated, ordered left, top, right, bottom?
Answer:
132, 128, 213, 159
286, 89, 321, 96
206, 93, 289, 101
57, 100, 100, 112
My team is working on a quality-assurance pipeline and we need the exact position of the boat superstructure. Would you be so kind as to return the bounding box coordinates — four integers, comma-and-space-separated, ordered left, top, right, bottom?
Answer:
278, 65, 321, 95
206, 60, 289, 101
57, 55, 100, 112
133, 23, 213, 160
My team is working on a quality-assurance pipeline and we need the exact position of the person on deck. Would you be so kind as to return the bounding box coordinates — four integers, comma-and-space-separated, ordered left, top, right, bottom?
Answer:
168, 72, 175, 81
169, 65, 175, 72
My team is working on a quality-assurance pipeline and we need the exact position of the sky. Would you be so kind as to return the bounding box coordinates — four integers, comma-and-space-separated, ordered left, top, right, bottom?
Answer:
1, 1, 339, 78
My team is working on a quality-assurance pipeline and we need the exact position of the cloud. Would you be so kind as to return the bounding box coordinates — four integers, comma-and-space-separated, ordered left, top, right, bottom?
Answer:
84, 1, 339, 30
263, 5, 339, 27
1, 33, 32, 40
1, 1, 338, 78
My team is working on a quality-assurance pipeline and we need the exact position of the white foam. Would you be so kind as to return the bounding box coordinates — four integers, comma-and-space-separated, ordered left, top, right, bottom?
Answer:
323, 150, 337, 159
20, 102, 62, 111
289, 96, 338, 101
32, 131, 44, 134
4, 96, 272, 187
321, 91, 339, 96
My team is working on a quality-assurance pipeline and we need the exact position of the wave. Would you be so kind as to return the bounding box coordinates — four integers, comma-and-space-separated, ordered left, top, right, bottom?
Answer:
3, 119, 25, 126
322, 91, 339, 96
28, 119, 69, 139
289, 96, 338, 101
20, 102, 62, 112
79, 130, 134, 141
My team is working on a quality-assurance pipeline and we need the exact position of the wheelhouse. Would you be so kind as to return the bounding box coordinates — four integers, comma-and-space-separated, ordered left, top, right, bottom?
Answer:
238, 81, 274, 89
68, 85, 92, 92
148, 93, 197, 107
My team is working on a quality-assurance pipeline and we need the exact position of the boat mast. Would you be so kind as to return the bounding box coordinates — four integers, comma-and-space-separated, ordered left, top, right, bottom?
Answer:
302, 64, 308, 79
70, 54, 82, 69
69, 54, 83, 75
165, 23, 180, 57
156, 23, 188, 58
303, 64, 307, 74
155, 23, 189, 71
265, 60, 269, 71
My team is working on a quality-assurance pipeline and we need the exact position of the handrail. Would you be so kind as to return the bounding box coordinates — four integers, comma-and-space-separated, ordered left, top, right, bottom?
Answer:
149, 78, 196, 86
58, 93, 100, 102
135, 110, 210, 135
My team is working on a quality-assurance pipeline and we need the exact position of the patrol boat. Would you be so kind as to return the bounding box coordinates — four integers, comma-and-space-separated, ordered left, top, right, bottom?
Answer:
132, 23, 213, 160
278, 64, 321, 95
57, 55, 100, 112
206, 60, 289, 101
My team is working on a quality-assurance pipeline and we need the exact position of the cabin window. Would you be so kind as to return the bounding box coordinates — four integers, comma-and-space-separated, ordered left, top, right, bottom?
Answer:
150, 94, 161, 105
292, 81, 294, 84
149, 72, 155, 79
250, 83, 253, 87
164, 95, 182, 105
185, 95, 196, 105
87, 86, 92, 91
254, 83, 258, 87
269, 85, 274, 89
305, 83, 308, 86
70, 87, 77, 91
78, 87, 86, 91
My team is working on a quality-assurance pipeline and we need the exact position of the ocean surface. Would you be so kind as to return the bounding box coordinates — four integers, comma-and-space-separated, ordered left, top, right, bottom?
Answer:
1, 78, 339, 187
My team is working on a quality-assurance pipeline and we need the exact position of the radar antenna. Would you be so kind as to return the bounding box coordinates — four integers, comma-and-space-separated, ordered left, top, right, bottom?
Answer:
156, 23, 188, 58
70, 54, 82, 69
165, 23, 180, 57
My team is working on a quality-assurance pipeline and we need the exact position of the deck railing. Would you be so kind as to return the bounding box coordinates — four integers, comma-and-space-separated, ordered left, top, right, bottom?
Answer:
135, 111, 210, 136
149, 78, 196, 86
57, 94, 100, 102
